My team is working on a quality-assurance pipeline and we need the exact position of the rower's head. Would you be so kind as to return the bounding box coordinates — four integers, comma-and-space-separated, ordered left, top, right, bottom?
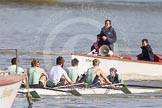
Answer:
93, 59, 100, 66
142, 38, 149, 46
71, 58, 79, 67
56, 56, 65, 67
11, 57, 17, 65
110, 67, 117, 76
31, 58, 40, 67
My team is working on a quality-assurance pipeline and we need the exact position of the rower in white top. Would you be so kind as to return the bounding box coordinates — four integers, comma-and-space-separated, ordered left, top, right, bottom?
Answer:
47, 56, 74, 87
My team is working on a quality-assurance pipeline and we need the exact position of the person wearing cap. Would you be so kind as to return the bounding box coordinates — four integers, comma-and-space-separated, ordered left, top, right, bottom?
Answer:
86, 59, 112, 85
107, 67, 123, 84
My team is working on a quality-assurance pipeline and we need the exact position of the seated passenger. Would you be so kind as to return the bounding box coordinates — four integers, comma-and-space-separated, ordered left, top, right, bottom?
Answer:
137, 38, 154, 61
90, 34, 100, 53
66, 58, 84, 83
47, 56, 74, 87
5, 57, 24, 75
27, 59, 48, 88
86, 59, 112, 85
107, 67, 123, 84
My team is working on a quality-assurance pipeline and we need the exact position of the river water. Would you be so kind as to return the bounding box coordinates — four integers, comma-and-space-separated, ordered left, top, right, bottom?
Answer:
0, 0, 162, 108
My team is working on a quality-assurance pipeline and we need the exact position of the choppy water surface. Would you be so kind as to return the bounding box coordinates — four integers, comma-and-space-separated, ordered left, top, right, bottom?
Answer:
12, 93, 162, 108
0, 0, 162, 108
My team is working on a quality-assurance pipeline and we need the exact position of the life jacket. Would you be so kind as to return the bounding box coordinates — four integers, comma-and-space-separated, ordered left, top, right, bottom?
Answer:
27, 67, 42, 85
86, 68, 97, 85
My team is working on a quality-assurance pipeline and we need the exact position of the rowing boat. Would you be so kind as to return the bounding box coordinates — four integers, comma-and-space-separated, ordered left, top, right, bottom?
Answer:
71, 53, 162, 80
18, 86, 162, 96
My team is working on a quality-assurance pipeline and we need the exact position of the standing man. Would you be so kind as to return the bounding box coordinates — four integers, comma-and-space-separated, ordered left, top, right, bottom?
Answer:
137, 39, 154, 61
99, 19, 117, 52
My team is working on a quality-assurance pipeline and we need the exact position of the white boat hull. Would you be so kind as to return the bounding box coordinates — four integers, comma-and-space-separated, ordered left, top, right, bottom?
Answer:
0, 75, 25, 108
72, 54, 162, 80
18, 87, 162, 96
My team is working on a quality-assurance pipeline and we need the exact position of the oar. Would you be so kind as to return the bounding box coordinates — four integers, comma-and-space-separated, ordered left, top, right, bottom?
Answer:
54, 82, 86, 89
18, 90, 41, 99
120, 84, 132, 94
45, 87, 81, 96
124, 84, 162, 89
101, 83, 132, 94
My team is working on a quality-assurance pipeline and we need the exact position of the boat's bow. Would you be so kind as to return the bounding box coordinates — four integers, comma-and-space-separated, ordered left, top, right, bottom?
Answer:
0, 75, 26, 108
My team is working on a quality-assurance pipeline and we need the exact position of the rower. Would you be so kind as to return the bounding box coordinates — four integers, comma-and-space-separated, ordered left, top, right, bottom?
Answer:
47, 56, 74, 87
107, 67, 123, 84
27, 59, 48, 88
66, 58, 84, 83
5, 57, 24, 75
86, 59, 112, 86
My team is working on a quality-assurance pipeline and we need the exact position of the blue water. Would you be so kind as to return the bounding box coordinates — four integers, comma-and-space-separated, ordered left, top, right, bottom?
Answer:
0, 0, 162, 108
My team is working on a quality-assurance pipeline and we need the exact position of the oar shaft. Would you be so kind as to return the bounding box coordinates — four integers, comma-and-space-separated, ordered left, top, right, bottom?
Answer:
54, 82, 85, 89
46, 88, 69, 93
127, 84, 162, 89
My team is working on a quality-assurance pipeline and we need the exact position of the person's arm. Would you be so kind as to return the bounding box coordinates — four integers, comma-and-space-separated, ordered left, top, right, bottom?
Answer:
97, 69, 112, 84
107, 28, 117, 44
145, 45, 153, 52
91, 44, 95, 51
40, 68, 48, 80
62, 68, 72, 83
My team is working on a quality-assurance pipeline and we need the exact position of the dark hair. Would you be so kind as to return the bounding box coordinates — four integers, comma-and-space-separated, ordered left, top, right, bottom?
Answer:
105, 19, 111, 25
97, 34, 100, 37
31, 59, 39, 67
71, 58, 79, 66
11, 57, 17, 65
110, 67, 117, 73
56, 56, 65, 65
142, 39, 149, 43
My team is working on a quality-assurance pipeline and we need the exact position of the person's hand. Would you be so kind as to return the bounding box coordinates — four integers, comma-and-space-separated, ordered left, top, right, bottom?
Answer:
107, 81, 112, 85
102, 36, 107, 41
69, 81, 75, 85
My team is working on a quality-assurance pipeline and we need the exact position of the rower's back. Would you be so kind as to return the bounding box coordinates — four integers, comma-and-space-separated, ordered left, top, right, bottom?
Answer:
86, 68, 97, 85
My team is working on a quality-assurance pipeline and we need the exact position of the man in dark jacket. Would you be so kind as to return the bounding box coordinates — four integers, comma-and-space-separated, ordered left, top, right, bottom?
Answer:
137, 39, 154, 61
99, 19, 117, 52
